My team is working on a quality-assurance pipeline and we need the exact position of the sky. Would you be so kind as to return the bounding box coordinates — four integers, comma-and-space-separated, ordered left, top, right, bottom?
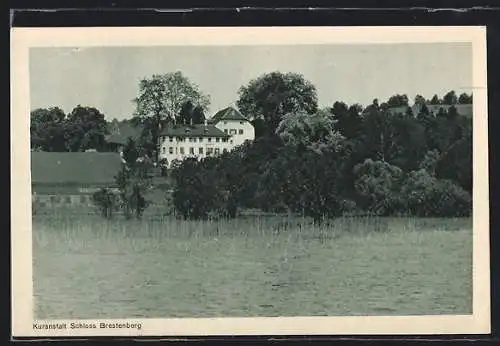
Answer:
29, 43, 472, 121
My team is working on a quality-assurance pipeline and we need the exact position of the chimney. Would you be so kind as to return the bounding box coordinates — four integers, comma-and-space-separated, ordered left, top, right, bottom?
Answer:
204, 119, 207, 126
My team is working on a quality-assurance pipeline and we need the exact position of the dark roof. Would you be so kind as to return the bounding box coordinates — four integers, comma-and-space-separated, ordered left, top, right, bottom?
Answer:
208, 107, 249, 124
388, 103, 473, 117
105, 122, 142, 145
160, 124, 230, 138
31, 152, 123, 185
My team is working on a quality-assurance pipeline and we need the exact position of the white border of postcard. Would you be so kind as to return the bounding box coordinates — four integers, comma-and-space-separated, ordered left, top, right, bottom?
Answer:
11, 26, 490, 337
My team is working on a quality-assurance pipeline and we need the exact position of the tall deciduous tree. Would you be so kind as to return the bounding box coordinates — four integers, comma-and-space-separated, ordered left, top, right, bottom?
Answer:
236, 71, 318, 135
133, 72, 210, 157
65, 105, 108, 152
30, 107, 67, 151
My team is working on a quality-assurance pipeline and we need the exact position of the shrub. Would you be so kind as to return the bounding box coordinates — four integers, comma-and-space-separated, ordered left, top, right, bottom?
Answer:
92, 188, 118, 219
171, 157, 233, 220
353, 159, 404, 215
401, 169, 471, 217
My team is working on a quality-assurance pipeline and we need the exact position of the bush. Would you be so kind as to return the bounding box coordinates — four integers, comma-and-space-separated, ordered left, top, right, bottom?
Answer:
171, 157, 237, 220
401, 169, 471, 217
92, 188, 118, 219
353, 159, 404, 215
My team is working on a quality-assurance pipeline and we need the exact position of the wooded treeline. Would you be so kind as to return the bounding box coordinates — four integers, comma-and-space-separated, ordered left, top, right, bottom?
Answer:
169, 72, 473, 221
31, 71, 473, 220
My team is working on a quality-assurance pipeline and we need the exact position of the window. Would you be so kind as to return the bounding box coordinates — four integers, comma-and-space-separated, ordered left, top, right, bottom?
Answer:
230, 140, 233, 144
223, 148, 228, 154
208, 137, 212, 142
207, 148, 214, 155
198, 137, 203, 142
189, 147, 194, 155
222, 138, 228, 143
238, 129, 244, 135
169, 136, 173, 142
224, 121, 228, 124
169, 147, 174, 154
216, 138, 220, 143
189, 137, 196, 143
224, 129, 228, 134
240, 121, 244, 125
180, 147, 185, 155
229, 129, 237, 135
215, 148, 220, 155
162, 147, 166, 154
199, 147, 204, 154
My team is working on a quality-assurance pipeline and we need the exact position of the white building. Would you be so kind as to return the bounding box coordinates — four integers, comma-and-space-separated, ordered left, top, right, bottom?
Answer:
158, 107, 255, 166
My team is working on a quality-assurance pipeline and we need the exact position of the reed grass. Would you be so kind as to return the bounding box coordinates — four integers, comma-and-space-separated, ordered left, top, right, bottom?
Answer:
32, 211, 473, 318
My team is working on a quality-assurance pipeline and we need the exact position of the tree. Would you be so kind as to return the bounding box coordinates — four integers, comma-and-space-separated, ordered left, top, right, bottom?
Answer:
401, 169, 471, 217
171, 157, 228, 220
429, 94, 441, 105
414, 94, 427, 107
115, 138, 152, 219
30, 107, 67, 151
192, 105, 206, 125
178, 101, 207, 125
133, 72, 210, 158
458, 93, 473, 104
419, 149, 441, 176
65, 105, 108, 152
442, 90, 458, 105
353, 159, 403, 215
386, 94, 409, 107
330, 102, 363, 139
178, 100, 194, 125
359, 100, 397, 162
92, 188, 119, 219
236, 71, 318, 135
275, 109, 344, 154
435, 124, 472, 192
389, 113, 427, 171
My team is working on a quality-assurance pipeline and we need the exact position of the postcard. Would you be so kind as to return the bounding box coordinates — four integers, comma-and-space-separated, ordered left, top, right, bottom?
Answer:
11, 26, 489, 337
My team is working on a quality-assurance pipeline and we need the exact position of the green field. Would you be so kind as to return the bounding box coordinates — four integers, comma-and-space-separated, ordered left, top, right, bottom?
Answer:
33, 214, 472, 319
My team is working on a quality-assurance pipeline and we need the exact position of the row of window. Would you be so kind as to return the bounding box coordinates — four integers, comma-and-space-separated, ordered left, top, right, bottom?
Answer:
165, 137, 229, 143
223, 129, 244, 135
162, 147, 228, 155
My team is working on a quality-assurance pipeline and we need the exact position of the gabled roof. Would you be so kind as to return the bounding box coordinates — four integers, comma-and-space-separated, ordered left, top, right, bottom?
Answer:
31, 152, 123, 185
160, 124, 230, 138
105, 122, 142, 145
208, 107, 249, 124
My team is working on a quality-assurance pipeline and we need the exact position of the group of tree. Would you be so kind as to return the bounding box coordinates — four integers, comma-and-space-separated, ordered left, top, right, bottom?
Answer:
31, 105, 109, 152
168, 71, 472, 222
31, 70, 472, 221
